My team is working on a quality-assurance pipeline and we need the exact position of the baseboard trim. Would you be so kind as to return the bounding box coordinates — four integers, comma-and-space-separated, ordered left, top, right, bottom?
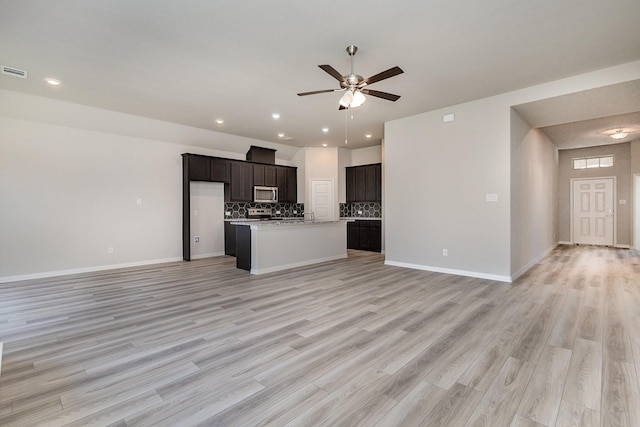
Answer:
557, 241, 572, 245
511, 244, 557, 282
191, 251, 225, 260
384, 260, 512, 283
0, 257, 184, 283
0, 342, 3, 378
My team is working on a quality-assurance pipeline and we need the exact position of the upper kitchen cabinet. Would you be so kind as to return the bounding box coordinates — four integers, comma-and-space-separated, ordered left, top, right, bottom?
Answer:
229, 161, 254, 202
253, 164, 277, 187
186, 154, 211, 181
210, 157, 230, 183
346, 163, 381, 202
277, 166, 297, 203
183, 154, 230, 183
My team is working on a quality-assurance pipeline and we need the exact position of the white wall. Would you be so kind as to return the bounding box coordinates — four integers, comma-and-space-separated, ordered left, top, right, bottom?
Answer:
384, 60, 640, 281
510, 109, 558, 278
350, 145, 382, 166
337, 148, 351, 203
292, 148, 306, 203
633, 139, 640, 249
0, 91, 302, 281
385, 97, 512, 281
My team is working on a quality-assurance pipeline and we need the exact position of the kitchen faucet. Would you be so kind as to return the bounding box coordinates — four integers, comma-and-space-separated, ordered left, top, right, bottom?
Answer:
303, 211, 315, 222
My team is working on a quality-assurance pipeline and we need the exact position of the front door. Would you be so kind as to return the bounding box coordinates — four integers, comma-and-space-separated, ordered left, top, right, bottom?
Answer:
572, 178, 614, 246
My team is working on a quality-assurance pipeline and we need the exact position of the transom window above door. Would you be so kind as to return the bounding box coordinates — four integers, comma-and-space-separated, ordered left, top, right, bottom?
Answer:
572, 155, 613, 170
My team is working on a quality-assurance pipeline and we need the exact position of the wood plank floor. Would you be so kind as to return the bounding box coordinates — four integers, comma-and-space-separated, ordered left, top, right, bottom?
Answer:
0, 245, 639, 426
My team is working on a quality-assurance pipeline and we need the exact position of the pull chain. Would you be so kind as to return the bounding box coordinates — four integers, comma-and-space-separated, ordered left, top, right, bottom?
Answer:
344, 108, 348, 144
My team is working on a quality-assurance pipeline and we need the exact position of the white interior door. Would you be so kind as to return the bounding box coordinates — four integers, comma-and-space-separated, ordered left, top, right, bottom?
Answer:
572, 178, 614, 246
311, 180, 334, 221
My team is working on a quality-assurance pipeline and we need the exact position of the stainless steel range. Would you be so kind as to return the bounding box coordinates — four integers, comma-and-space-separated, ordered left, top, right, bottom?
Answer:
247, 207, 273, 220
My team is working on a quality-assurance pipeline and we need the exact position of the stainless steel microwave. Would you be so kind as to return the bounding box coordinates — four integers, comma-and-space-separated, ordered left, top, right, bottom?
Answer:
254, 186, 278, 203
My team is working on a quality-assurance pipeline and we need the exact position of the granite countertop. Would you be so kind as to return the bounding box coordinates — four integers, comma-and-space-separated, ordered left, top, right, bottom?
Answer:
224, 217, 303, 222
230, 219, 346, 227
340, 217, 382, 221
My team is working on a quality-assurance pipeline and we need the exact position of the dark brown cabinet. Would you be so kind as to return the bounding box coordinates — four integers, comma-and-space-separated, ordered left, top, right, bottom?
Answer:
229, 161, 253, 202
210, 158, 230, 183
224, 222, 236, 256
345, 167, 356, 203
253, 164, 277, 187
277, 166, 297, 203
347, 220, 381, 252
186, 155, 231, 183
365, 164, 381, 201
188, 155, 211, 181
346, 163, 381, 202
182, 152, 297, 261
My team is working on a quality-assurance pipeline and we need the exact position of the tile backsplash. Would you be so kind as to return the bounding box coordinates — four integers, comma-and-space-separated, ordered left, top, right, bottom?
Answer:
340, 202, 382, 218
225, 202, 304, 219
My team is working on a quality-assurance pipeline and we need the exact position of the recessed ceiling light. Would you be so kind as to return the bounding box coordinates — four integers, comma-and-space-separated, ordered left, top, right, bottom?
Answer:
45, 78, 61, 86
322, 143, 328, 147
272, 113, 280, 119
322, 127, 329, 133
215, 119, 224, 125
365, 134, 372, 138
277, 133, 285, 138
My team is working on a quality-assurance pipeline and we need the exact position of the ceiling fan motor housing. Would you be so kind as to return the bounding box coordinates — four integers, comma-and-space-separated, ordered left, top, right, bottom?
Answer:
345, 74, 364, 87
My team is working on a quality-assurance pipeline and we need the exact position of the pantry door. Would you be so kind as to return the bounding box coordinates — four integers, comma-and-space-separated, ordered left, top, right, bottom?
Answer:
572, 178, 614, 246
311, 180, 334, 221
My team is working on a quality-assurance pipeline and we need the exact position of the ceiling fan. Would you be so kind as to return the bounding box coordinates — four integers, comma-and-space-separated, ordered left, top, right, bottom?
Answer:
297, 45, 404, 109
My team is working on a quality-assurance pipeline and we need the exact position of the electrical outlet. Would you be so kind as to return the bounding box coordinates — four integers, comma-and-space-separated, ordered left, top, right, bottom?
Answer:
276, 210, 281, 215
442, 249, 448, 256
293, 210, 297, 214
225, 211, 231, 216
107, 247, 114, 254
194, 236, 200, 244
358, 210, 363, 215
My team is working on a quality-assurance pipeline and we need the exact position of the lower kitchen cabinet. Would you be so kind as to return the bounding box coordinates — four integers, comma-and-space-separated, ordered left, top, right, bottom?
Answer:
347, 220, 381, 252
224, 222, 237, 256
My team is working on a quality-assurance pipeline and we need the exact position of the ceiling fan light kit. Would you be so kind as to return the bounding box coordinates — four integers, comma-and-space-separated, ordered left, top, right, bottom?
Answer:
298, 45, 404, 110
339, 89, 366, 108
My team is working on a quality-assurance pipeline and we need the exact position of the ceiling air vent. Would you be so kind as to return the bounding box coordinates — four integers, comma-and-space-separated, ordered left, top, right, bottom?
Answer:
1, 65, 28, 79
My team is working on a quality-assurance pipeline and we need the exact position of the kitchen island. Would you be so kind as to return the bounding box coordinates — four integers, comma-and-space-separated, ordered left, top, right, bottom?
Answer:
232, 220, 348, 275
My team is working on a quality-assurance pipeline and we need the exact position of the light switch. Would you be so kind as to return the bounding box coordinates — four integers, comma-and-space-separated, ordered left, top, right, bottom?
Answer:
619, 199, 626, 205
443, 113, 455, 123
136, 198, 142, 206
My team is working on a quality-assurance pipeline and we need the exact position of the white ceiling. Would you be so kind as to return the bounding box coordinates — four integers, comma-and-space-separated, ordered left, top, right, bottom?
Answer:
1, 1, 640, 151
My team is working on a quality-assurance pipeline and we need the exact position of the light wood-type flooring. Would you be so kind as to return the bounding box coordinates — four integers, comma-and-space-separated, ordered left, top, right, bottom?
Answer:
1, 245, 639, 426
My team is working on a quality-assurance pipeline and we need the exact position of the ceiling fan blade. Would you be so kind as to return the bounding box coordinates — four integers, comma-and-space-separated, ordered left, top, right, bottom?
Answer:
362, 66, 404, 86
361, 89, 401, 102
338, 105, 347, 110
318, 64, 345, 82
297, 89, 341, 96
